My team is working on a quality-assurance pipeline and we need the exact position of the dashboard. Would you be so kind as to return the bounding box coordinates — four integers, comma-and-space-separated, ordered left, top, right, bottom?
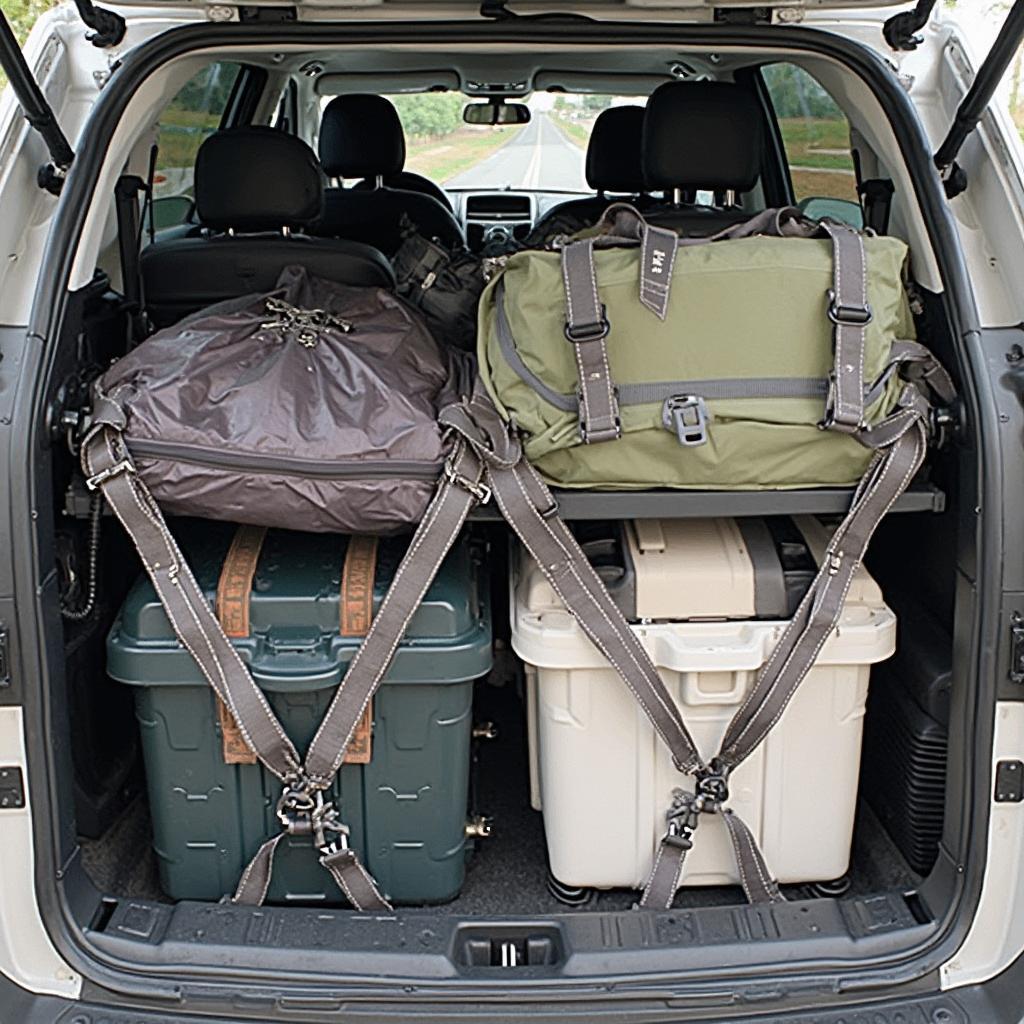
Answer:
447, 189, 591, 252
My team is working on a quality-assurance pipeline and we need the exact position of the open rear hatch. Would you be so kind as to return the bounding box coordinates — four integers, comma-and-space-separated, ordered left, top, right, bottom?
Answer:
0, 0, 1014, 1009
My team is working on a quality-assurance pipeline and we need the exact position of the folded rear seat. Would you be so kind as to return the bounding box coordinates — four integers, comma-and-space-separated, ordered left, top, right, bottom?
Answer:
141, 126, 394, 329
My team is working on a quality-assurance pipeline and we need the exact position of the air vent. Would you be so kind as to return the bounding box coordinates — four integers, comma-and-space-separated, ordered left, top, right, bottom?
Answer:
465, 194, 533, 222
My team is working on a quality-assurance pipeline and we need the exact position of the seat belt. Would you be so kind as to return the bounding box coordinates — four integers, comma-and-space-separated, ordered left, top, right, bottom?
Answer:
114, 174, 146, 339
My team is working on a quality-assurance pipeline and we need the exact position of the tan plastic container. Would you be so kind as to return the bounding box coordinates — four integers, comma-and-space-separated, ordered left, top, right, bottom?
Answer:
515, 517, 895, 892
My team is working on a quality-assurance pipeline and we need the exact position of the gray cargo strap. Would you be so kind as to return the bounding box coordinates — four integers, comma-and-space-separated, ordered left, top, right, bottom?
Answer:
81, 416, 302, 785
561, 238, 620, 443
438, 392, 704, 775
80, 404, 490, 913
820, 222, 870, 434
639, 409, 929, 910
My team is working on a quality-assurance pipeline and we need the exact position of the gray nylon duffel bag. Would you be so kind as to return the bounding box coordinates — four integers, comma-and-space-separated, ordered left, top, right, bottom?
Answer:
84, 265, 463, 535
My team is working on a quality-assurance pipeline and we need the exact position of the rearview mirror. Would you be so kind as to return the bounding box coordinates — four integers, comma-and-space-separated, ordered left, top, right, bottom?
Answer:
463, 100, 531, 126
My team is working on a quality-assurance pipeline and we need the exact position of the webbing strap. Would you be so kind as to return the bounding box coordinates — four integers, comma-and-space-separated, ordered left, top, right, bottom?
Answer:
718, 421, 926, 769
80, 412, 413, 911
561, 239, 620, 443
821, 222, 870, 434
82, 420, 302, 783
439, 393, 704, 777
639, 407, 928, 909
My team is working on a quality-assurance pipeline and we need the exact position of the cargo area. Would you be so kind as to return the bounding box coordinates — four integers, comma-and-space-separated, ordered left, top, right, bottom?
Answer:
58, 505, 954, 944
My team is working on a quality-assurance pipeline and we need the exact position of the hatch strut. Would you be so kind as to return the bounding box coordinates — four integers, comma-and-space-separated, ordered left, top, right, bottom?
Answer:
933, 0, 1024, 198
71, 0, 126, 48
882, 0, 938, 51
0, 11, 74, 195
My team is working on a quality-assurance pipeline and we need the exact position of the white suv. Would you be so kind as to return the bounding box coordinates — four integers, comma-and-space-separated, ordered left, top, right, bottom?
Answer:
1, 0, 1023, 1020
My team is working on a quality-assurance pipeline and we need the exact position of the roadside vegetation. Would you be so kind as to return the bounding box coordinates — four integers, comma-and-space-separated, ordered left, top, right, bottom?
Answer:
390, 94, 524, 183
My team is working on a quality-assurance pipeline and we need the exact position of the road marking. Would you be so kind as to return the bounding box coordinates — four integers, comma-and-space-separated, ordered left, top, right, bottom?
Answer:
522, 116, 546, 189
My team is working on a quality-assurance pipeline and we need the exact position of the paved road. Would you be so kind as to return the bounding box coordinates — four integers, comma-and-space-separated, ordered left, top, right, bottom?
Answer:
444, 113, 589, 191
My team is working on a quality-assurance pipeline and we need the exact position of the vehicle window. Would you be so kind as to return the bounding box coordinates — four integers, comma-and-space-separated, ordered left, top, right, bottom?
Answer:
151, 62, 242, 223
761, 63, 859, 209
377, 93, 636, 193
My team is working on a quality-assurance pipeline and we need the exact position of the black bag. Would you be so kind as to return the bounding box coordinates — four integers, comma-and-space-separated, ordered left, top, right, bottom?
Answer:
392, 220, 485, 351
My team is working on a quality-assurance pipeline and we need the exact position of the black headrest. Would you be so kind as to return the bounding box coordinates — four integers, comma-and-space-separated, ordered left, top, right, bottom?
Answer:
586, 106, 646, 194
319, 95, 405, 179
642, 82, 764, 192
195, 127, 324, 231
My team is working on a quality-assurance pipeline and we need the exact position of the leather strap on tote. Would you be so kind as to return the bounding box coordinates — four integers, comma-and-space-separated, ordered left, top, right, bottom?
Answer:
214, 525, 266, 765
340, 535, 378, 765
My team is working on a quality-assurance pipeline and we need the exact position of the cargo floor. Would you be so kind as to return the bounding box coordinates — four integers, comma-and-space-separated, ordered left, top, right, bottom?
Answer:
79, 680, 920, 913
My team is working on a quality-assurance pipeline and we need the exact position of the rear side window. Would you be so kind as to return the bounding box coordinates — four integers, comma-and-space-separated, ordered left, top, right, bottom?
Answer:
761, 63, 859, 213
152, 62, 242, 216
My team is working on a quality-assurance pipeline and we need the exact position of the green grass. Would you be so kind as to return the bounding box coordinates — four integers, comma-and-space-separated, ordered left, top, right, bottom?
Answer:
778, 117, 855, 171
155, 109, 221, 171
405, 125, 524, 184
552, 117, 590, 149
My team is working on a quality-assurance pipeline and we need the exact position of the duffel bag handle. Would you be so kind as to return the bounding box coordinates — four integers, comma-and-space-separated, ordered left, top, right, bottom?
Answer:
576, 203, 820, 326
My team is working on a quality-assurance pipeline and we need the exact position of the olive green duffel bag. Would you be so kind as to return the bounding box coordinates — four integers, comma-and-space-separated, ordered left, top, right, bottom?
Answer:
478, 203, 951, 490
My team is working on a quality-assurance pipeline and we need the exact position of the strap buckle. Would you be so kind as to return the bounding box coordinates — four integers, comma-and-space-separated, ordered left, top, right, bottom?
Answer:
85, 458, 135, 491
695, 761, 730, 808
564, 306, 610, 344
664, 789, 701, 850
818, 374, 864, 433
276, 781, 318, 836
661, 395, 709, 447
277, 782, 351, 854
443, 458, 491, 504
826, 290, 873, 327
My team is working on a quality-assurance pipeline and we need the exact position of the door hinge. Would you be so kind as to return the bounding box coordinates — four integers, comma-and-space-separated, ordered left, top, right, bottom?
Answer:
995, 760, 1024, 802
1010, 613, 1024, 685
0, 767, 24, 809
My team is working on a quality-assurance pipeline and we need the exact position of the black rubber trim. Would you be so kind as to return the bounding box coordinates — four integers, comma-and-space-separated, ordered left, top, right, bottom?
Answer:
14, 14, 997, 1016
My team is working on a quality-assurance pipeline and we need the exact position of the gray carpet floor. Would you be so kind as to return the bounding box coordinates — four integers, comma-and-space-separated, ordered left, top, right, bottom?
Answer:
79, 679, 920, 913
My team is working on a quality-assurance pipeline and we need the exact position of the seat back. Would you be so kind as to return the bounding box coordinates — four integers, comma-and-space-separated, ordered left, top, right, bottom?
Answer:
141, 127, 394, 328
315, 95, 464, 254
530, 105, 651, 243
641, 81, 766, 236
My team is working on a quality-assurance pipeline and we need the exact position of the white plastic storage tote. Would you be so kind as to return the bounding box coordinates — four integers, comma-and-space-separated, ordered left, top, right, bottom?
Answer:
514, 516, 896, 892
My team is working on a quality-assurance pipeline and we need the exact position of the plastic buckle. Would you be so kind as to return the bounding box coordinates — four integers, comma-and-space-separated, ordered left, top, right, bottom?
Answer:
665, 789, 700, 848
85, 458, 135, 491
311, 794, 350, 855
661, 396, 709, 447
564, 306, 610, 344
826, 290, 873, 327
444, 459, 492, 504
695, 762, 730, 808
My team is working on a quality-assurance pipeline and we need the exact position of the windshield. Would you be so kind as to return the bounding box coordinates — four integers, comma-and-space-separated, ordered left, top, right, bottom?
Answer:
385, 93, 634, 192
